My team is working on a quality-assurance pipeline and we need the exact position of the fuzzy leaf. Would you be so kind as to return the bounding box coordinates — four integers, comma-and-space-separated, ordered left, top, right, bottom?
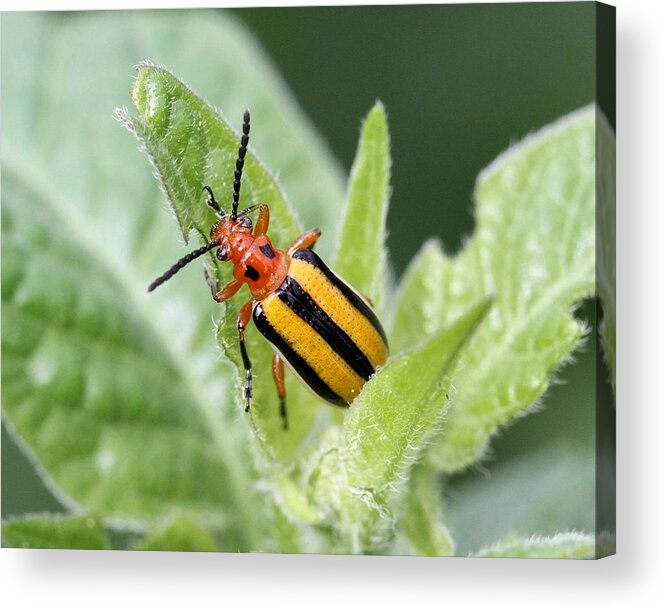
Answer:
474, 532, 595, 559
334, 102, 391, 307
312, 298, 491, 552
391, 106, 597, 473
2, 95, 246, 536
122, 64, 336, 464
399, 461, 454, 556
2, 514, 110, 550
122, 63, 302, 248
1, 11, 344, 546
344, 298, 491, 491
391, 239, 450, 354
134, 515, 217, 552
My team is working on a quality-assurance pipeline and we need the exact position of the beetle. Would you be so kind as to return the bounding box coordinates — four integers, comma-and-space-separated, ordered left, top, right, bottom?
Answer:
147, 110, 389, 429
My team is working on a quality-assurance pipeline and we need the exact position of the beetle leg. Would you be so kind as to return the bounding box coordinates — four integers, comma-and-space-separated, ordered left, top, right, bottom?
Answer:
209, 277, 243, 303
287, 228, 321, 256
237, 299, 255, 413
252, 204, 270, 237
234, 203, 270, 236
272, 353, 288, 430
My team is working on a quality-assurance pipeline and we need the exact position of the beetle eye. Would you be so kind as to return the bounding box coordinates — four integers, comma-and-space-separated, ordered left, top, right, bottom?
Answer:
217, 247, 228, 261
240, 217, 252, 228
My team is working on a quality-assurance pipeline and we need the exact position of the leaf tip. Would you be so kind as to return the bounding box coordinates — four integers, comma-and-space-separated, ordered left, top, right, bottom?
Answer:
134, 58, 156, 72
112, 105, 128, 122
473, 294, 495, 322
364, 100, 388, 130
369, 99, 386, 114
130, 61, 177, 136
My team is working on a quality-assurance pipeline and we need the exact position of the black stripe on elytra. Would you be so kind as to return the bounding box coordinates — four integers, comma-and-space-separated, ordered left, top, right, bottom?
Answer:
253, 303, 347, 406
259, 243, 275, 259
292, 248, 388, 345
277, 276, 375, 381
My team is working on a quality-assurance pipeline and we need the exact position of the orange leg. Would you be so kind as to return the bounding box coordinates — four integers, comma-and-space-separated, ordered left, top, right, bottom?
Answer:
237, 299, 255, 412
272, 353, 288, 430
217, 279, 243, 303
205, 271, 243, 303
253, 205, 270, 237
287, 228, 321, 256
204, 267, 256, 412
235, 203, 270, 237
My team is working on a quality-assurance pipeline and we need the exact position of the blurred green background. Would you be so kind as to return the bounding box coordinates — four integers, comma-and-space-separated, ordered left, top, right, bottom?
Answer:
2, 3, 613, 554
235, 2, 607, 267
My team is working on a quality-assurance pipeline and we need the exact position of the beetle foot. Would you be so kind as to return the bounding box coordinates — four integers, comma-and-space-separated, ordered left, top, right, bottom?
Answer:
244, 370, 252, 412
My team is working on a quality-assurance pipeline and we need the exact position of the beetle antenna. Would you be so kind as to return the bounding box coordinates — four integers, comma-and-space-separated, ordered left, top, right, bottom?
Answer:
147, 241, 218, 292
231, 109, 250, 222
204, 185, 224, 216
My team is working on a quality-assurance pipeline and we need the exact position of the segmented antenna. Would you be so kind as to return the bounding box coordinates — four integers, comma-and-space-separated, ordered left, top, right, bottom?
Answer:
204, 185, 223, 215
231, 109, 251, 221
147, 241, 218, 292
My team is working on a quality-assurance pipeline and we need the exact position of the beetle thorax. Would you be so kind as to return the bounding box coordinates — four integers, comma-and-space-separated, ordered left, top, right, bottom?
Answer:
235, 236, 289, 300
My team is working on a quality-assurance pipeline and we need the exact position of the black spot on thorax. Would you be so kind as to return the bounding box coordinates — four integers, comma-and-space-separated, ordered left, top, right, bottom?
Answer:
245, 265, 260, 281
259, 243, 275, 259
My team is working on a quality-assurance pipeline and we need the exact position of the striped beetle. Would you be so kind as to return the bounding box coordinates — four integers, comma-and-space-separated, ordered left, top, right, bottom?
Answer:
148, 110, 389, 429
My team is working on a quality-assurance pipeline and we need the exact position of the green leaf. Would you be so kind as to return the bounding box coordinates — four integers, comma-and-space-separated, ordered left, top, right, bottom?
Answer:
121, 63, 303, 249
312, 298, 491, 553
344, 298, 491, 491
2, 514, 110, 550
398, 461, 454, 556
134, 515, 217, 552
474, 532, 595, 559
392, 106, 597, 473
1, 10, 345, 547
2, 127, 247, 535
596, 111, 616, 390
121, 63, 338, 464
390, 239, 451, 354
334, 102, 391, 308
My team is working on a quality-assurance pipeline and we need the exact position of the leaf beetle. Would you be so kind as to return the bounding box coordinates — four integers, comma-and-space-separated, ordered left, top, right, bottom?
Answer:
148, 110, 389, 429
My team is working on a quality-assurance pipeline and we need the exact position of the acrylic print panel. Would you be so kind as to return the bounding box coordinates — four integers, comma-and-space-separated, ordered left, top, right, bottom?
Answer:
1, 3, 615, 558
